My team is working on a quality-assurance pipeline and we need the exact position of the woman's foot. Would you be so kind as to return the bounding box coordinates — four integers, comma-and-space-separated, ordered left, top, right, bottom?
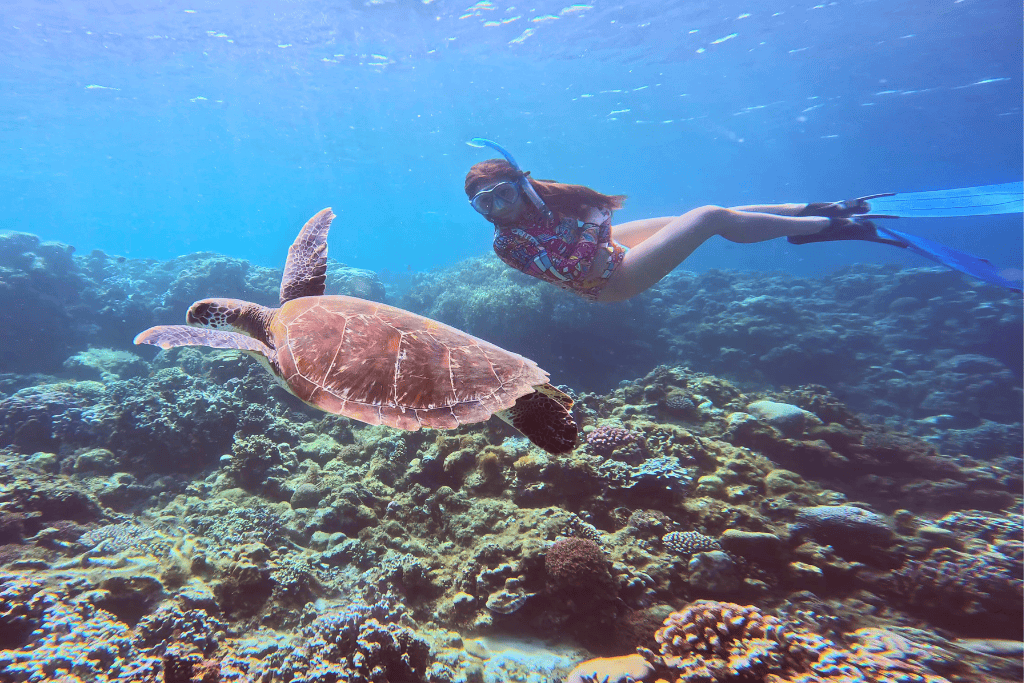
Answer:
798, 193, 897, 218
788, 217, 909, 247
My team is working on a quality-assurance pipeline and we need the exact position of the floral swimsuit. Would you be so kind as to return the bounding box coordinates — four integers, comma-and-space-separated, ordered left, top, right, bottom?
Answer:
492, 206, 628, 302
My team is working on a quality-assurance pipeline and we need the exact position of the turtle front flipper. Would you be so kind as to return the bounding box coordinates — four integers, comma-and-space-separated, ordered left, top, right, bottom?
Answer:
497, 384, 578, 455
135, 325, 274, 361
281, 207, 335, 304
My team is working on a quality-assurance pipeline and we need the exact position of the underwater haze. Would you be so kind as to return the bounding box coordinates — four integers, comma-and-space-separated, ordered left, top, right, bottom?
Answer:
0, 2, 1023, 683
2, 0, 1021, 277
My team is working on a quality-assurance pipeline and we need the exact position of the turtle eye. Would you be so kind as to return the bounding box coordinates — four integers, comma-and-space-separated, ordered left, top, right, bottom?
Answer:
186, 302, 213, 326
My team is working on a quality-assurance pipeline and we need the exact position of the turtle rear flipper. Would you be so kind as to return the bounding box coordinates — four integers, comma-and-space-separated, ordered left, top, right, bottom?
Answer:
281, 207, 334, 304
498, 385, 578, 455
135, 325, 274, 359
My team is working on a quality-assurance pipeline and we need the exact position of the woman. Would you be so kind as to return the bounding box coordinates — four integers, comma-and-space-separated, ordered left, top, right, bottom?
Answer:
465, 151, 895, 303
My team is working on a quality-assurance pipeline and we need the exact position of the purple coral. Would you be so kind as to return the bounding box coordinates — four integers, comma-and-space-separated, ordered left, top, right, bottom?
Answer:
586, 426, 647, 463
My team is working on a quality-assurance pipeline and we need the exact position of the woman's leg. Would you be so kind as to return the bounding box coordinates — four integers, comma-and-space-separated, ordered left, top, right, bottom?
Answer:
611, 217, 676, 248
597, 205, 828, 302
730, 203, 808, 216
611, 204, 809, 247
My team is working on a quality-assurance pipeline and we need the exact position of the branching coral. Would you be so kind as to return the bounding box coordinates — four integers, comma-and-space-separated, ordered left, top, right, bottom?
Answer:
639, 601, 951, 683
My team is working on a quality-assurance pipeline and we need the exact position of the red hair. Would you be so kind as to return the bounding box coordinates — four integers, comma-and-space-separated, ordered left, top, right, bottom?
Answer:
465, 159, 626, 218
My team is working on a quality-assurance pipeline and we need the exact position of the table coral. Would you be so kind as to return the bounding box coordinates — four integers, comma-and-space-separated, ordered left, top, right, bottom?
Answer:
792, 506, 892, 547
662, 531, 721, 556
78, 522, 175, 557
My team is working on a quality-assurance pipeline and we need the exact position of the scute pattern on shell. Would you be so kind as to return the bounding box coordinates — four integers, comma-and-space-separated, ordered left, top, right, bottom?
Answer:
272, 296, 550, 431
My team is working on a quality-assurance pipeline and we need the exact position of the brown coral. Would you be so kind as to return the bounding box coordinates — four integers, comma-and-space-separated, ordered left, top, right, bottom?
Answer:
545, 538, 612, 590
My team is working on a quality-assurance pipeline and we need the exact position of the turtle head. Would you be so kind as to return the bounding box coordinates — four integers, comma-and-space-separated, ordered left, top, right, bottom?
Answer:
186, 298, 246, 330
186, 298, 276, 347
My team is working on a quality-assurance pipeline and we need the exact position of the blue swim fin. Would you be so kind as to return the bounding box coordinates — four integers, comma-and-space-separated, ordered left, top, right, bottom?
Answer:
867, 182, 1023, 218
875, 225, 1022, 292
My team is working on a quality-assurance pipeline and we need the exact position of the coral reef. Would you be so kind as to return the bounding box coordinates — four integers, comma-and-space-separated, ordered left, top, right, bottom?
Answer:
0, 235, 1019, 682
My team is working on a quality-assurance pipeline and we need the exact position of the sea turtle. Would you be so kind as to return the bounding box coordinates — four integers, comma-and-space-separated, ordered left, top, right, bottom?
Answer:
134, 208, 578, 454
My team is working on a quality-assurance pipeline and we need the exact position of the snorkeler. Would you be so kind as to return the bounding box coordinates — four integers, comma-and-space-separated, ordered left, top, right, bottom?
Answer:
466, 139, 1022, 299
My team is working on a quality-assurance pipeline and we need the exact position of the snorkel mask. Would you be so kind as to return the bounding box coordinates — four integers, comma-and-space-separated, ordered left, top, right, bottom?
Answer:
468, 137, 553, 221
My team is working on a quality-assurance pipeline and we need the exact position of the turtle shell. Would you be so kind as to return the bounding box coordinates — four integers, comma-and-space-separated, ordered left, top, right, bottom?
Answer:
270, 296, 549, 431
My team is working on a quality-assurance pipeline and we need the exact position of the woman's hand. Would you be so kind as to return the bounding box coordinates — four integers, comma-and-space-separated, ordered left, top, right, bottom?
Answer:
584, 244, 614, 280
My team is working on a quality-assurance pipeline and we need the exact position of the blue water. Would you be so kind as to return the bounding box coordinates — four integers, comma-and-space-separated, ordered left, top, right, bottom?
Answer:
1, 0, 1021, 279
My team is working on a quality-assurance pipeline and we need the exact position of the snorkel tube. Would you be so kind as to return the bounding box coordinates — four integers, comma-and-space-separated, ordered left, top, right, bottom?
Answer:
468, 137, 553, 220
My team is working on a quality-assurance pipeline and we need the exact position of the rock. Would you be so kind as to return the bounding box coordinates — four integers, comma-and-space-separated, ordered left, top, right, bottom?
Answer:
485, 588, 533, 614
695, 475, 725, 496
94, 473, 156, 511
63, 348, 150, 382
917, 526, 959, 547
452, 591, 475, 609
289, 483, 324, 509
743, 578, 770, 594
957, 638, 1024, 657
892, 509, 918, 534
746, 400, 817, 437
788, 561, 825, 591
27, 452, 60, 473
73, 448, 118, 475
688, 550, 740, 594
178, 582, 218, 612
463, 637, 491, 659
764, 469, 807, 495
294, 434, 343, 464
309, 530, 332, 550
719, 529, 785, 560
